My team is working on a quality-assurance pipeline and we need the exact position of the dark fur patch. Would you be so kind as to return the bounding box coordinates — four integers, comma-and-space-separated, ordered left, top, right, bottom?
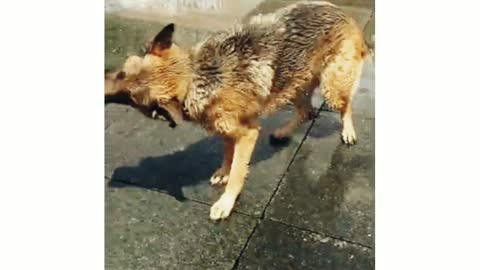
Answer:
150, 23, 175, 55
116, 71, 126, 80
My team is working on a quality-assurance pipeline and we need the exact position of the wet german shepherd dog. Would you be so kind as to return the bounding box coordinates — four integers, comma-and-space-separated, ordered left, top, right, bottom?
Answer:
105, 1, 367, 220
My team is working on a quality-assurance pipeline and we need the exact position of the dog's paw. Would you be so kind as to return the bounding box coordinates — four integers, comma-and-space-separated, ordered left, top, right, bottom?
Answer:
341, 127, 357, 145
272, 128, 290, 140
210, 167, 229, 186
210, 175, 229, 185
269, 134, 291, 146
210, 194, 236, 220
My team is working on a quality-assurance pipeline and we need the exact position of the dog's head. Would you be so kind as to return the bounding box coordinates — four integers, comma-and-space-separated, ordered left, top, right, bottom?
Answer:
105, 23, 190, 127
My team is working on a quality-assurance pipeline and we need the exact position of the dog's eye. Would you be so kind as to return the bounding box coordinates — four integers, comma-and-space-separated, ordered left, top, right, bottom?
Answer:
116, 71, 126, 80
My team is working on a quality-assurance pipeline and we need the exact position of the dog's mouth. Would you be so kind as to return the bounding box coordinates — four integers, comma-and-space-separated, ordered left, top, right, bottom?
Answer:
105, 94, 178, 128
149, 105, 178, 128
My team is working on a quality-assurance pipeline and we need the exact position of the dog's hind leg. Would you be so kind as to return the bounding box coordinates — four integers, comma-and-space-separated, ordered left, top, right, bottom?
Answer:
339, 92, 357, 144
271, 77, 318, 140
271, 92, 315, 140
320, 52, 364, 145
210, 137, 234, 186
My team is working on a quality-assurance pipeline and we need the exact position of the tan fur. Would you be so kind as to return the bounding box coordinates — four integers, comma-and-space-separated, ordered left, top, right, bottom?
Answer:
105, 2, 367, 220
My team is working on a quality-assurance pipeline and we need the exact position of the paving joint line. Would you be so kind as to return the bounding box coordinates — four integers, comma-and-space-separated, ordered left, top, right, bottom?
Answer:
231, 102, 327, 270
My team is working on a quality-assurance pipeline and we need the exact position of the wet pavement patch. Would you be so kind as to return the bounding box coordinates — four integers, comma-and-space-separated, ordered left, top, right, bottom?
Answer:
235, 219, 374, 270
105, 186, 256, 270
266, 112, 375, 247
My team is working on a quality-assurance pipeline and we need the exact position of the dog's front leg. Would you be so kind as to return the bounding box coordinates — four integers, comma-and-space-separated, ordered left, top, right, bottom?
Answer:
210, 126, 259, 220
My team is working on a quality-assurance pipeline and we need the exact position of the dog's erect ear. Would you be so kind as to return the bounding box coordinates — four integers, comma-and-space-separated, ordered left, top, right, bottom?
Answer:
149, 23, 175, 57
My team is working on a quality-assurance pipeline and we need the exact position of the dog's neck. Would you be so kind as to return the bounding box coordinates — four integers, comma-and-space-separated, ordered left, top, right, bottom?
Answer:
174, 70, 191, 105
167, 53, 194, 123
166, 46, 191, 105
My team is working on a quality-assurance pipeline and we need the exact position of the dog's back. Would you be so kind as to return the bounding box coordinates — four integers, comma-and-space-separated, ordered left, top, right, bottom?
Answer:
186, 1, 367, 117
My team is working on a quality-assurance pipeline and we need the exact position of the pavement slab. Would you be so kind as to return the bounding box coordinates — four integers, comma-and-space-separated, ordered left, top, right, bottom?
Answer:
106, 105, 312, 216
235, 219, 374, 270
105, 185, 257, 270
265, 112, 375, 247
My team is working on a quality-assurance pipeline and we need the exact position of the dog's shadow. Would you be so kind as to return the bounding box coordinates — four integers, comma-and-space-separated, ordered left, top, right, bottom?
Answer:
110, 136, 222, 200
108, 109, 340, 201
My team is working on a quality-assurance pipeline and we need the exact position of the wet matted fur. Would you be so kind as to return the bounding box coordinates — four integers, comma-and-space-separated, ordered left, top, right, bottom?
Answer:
105, 1, 368, 220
